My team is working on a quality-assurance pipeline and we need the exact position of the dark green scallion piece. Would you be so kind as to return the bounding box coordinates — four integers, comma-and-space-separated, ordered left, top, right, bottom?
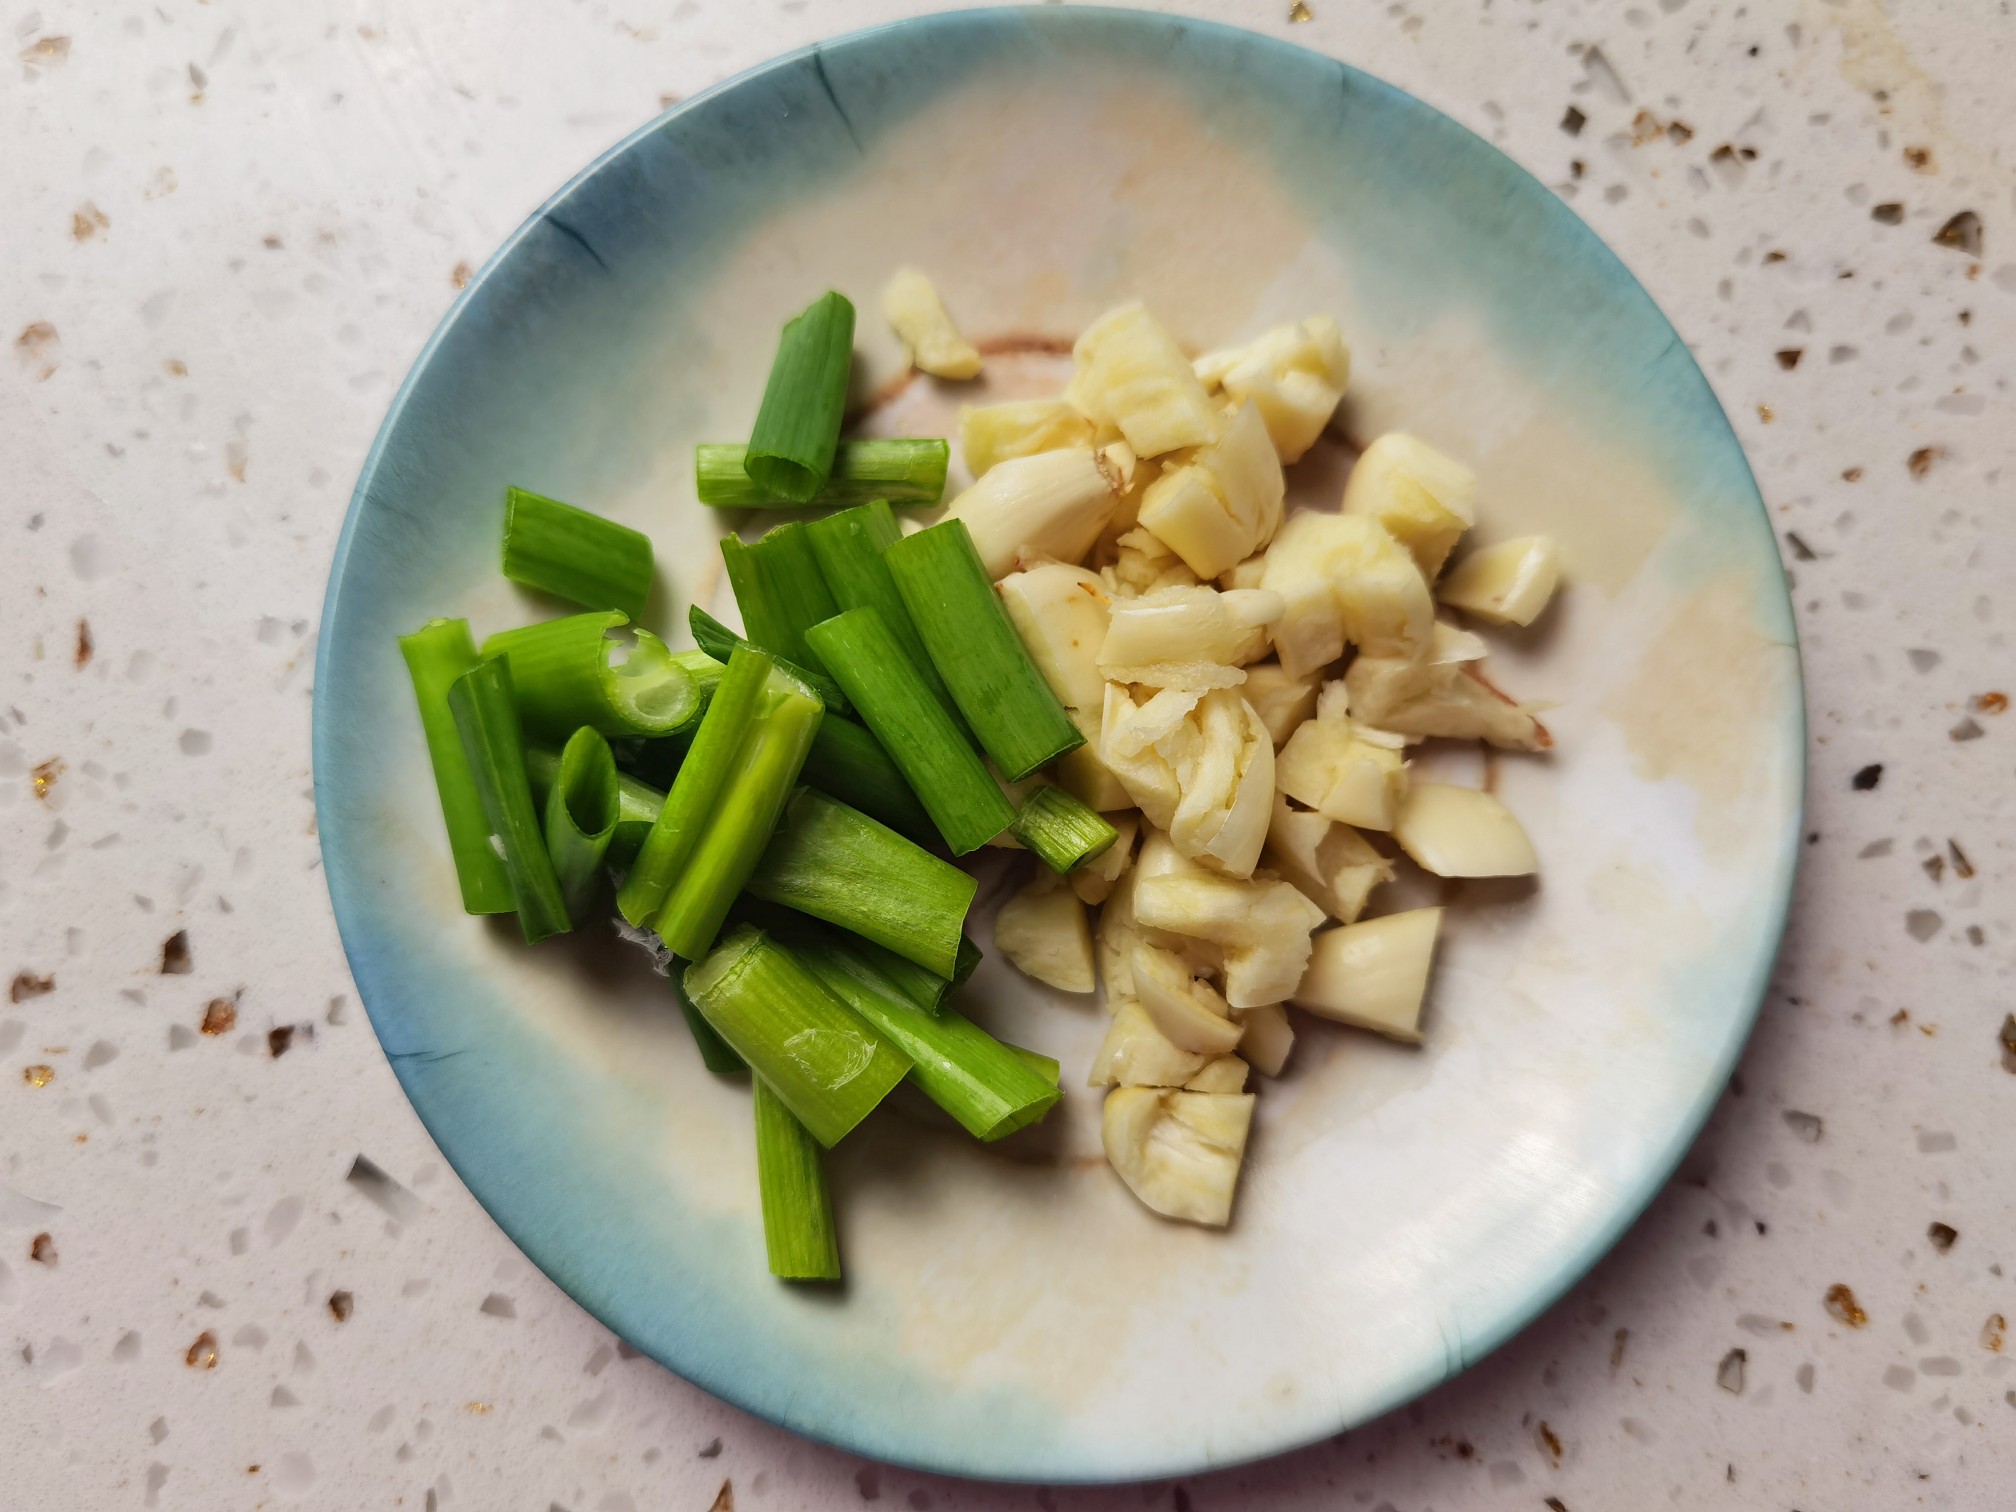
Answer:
501, 486, 653, 617
480, 611, 700, 742
690, 605, 849, 715
754, 1079, 841, 1281
743, 290, 855, 504
1011, 783, 1119, 875
695, 440, 950, 510
446, 656, 571, 943
540, 727, 620, 924
399, 618, 514, 914
721, 522, 841, 675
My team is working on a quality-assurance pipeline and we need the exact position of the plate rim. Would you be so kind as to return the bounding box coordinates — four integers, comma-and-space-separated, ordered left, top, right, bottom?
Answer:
312, 3, 1808, 1482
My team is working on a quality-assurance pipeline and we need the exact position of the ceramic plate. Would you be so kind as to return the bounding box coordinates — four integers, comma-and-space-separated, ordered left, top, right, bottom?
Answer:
314, 7, 1804, 1482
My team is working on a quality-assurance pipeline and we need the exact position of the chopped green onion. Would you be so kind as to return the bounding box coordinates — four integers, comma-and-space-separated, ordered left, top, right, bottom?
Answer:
542, 727, 620, 923
951, 934, 983, 990
526, 745, 663, 868
804, 715, 935, 845
501, 486, 653, 617
1006, 1043, 1062, 1087
746, 786, 975, 979
399, 619, 514, 914
673, 972, 747, 1075
481, 612, 700, 741
695, 440, 950, 510
804, 501, 964, 730
803, 608, 1015, 855
772, 914, 1059, 1142
1011, 783, 1119, 874
683, 924, 910, 1147
617, 647, 772, 927
744, 291, 855, 504
690, 605, 850, 715
753, 1079, 841, 1281
722, 523, 841, 675
884, 519, 1086, 781
654, 665, 824, 961
446, 657, 571, 943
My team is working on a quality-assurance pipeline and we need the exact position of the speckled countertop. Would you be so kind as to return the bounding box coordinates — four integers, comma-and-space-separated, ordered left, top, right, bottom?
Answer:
4, 0, 2012, 1507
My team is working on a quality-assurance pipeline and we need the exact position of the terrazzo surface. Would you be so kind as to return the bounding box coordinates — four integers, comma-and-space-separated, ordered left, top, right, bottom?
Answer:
3, 0, 2012, 1507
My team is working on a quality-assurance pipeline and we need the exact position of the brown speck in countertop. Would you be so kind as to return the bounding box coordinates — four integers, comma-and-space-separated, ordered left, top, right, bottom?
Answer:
71, 202, 109, 241
15, 322, 60, 381
160, 931, 192, 974
1927, 1222, 1958, 1253
10, 971, 54, 1003
262, 234, 283, 249
1785, 530, 1818, 561
1923, 853, 1946, 882
1904, 145, 1936, 173
73, 619, 92, 669
1756, 403, 1774, 423
23, 1064, 54, 1088
1973, 691, 2008, 715
451, 261, 472, 289
1287, 0, 1313, 21
1545, 1500, 1570, 1512
1716, 1348, 1747, 1393
1998, 1014, 2016, 1073
185, 1331, 218, 1369
1851, 764, 1883, 791
1950, 716, 1983, 741
1932, 210, 1983, 255
327, 1290, 353, 1322
1871, 202, 1904, 225
31, 757, 62, 800
1782, 1110, 1823, 1142
1775, 348, 1802, 369
200, 998, 236, 1036
1560, 105, 1586, 135
1948, 840, 1975, 879
464, 1401, 491, 1414
268, 1025, 294, 1058
1842, 466, 1863, 481
29, 1233, 56, 1265
1536, 1420, 1563, 1464
1667, 120, 1694, 144
708, 1479, 735, 1512
1763, 249, 1786, 264
1908, 446, 1943, 478
698, 1438, 724, 1460
1824, 1283, 1869, 1327
1984, 1314, 2006, 1352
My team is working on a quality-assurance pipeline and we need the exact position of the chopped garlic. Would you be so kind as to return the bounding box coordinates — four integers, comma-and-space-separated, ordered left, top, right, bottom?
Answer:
1231, 1002, 1294, 1077
1265, 797, 1394, 923
1185, 1055, 1250, 1093
881, 267, 983, 380
1067, 302, 1221, 457
1343, 644, 1549, 751
1068, 810, 1138, 906
1097, 584, 1281, 686
998, 560, 1133, 810
1217, 554, 1268, 592
1294, 908, 1442, 1043
1105, 525, 1202, 598
1260, 510, 1433, 676
1193, 316, 1350, 463
1240, 661, 1320, 746
946, 448, 1119, 580
959, 399, 1095, 479
1101, 686, 1274, 876
1131, 945, 1244, 1055
1089, 999, 1207, 1087
994, 874, 1096, 992
1439, 535, 1562, 626
1101, 1087, 1255, 1227
1341, 432, 1476, 578
1132, 870, 1326, 1008
1273, 683, 1410, 831
1136, 402, 1286, 579
1094, 836, 1220, 1005
1390, 783, 1538, 877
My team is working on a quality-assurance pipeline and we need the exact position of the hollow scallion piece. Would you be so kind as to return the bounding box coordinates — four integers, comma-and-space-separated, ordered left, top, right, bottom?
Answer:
542, 727, 620, 923
1006, 1043, 1062, 1087
744, 291, 856, 504
655, 664, 825, 961
722, 523, 842, 675
804, 501, 965, 730
501, 486, 653, 617
446, 657, 571, 943
747, 786, 975, 978
689, 606, 849, 715
683, 924, 910, 1147
804, 715, 935, 845
527, 746, 663, 868
481, 612, 700, 741
804, 608, 1014, 855
674, 972, 748, 1073
773, 915, 1059, 1142
884, 519, 1085, 780
754, 1078, 841, 1280
952, 934, 983, 990
617, 647, 773, 927
1011, 783, 1119, 875
695, 440, 949, 510
399, 618, 514, 914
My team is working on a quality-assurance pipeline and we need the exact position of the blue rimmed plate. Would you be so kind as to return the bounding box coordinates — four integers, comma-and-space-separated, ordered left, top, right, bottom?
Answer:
314, 7, 1803, 1481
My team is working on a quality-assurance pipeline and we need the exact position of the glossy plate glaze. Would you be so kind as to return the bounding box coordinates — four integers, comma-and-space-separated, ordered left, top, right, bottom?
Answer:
314, 7, 1803, 1483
